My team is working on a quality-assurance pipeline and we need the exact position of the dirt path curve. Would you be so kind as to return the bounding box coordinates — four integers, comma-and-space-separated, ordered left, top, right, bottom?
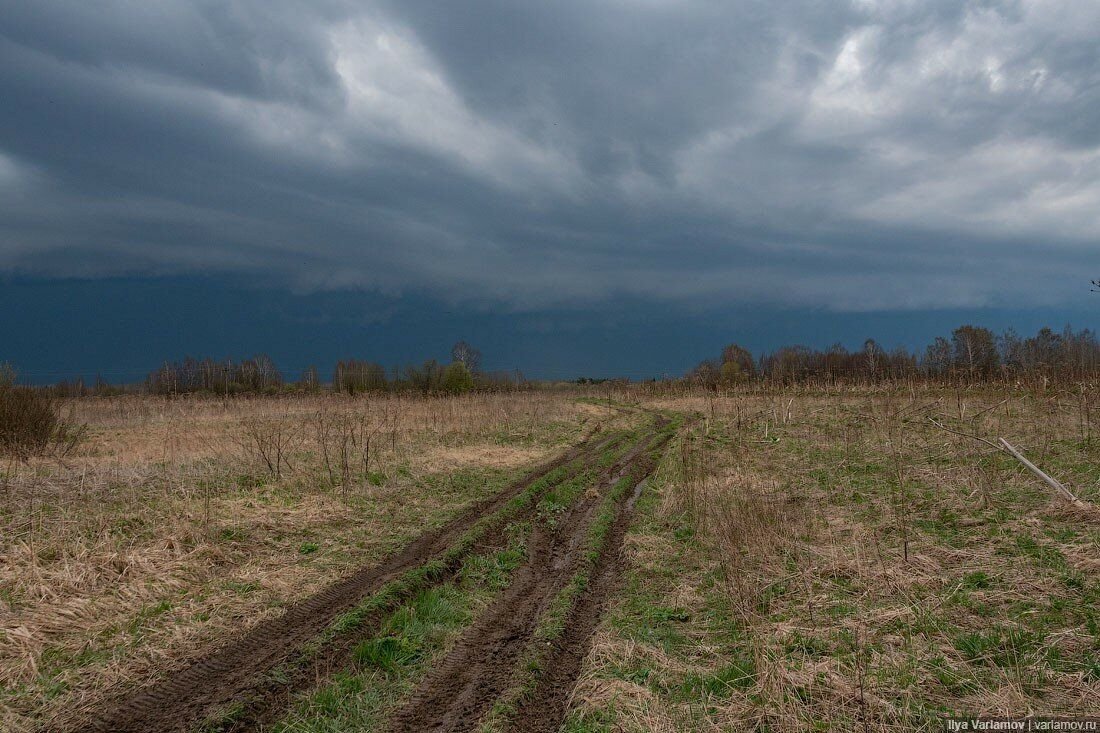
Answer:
387, 421, 671, 733
59, 432, 614, 733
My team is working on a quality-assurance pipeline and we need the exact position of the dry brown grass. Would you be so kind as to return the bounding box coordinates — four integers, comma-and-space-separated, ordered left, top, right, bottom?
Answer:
569, 385, 1100, 731
0, 390, 594, 731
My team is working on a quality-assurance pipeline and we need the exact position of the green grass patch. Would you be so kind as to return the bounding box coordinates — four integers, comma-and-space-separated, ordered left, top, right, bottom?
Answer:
272, 539, 528, 732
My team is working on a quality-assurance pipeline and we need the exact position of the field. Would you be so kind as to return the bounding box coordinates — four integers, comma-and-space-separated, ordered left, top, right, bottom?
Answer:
2, 386, 1098, 731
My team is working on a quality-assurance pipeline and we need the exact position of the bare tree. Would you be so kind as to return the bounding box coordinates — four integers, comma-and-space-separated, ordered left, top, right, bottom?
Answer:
951, 325, 1000, 381
333, 360, 387, 394
451, 341, 482, 374
864, 339, 884, 380
298, 365, 320, 391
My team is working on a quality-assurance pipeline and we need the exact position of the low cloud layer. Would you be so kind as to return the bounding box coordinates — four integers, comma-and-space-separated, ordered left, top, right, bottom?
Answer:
2, 0, 1098, 311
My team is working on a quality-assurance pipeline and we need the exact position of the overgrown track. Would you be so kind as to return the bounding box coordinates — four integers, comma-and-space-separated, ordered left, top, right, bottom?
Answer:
221, 432, 627, 733
388, 418, 672, 733
509, 473, 654, 731
59, 431, 618, 733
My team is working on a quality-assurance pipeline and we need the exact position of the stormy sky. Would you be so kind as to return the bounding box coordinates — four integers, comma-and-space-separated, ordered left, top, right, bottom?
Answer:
1, 1, 1099, 379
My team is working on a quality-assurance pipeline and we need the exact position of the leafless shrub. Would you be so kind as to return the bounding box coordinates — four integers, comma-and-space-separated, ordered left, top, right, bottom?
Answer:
233, 415, 300, 479
312, 402, 390, 501
0, 370, 86, 460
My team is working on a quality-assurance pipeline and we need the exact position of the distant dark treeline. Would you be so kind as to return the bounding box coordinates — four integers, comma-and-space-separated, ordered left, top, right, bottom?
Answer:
27, 324, 1100, 397
136, 357, 525, 398
113, 341, 528, 397
28, 341, 525, 397
689, 325, 1100, 387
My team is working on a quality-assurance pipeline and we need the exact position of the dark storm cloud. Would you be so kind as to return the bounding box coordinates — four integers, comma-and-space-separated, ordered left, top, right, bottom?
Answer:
1, 0, 1099, 311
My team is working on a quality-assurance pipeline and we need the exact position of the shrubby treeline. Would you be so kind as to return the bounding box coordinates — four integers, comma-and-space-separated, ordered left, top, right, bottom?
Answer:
147, 354, 284, 395
139, 342, 524, 396
690, 324, 1100, 387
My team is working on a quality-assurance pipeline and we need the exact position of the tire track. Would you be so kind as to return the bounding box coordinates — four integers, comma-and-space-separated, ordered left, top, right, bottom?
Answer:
386, 420, 670, 733
57, 432, 619, 733
219, 431, 631, 733
506, 474, 655, 732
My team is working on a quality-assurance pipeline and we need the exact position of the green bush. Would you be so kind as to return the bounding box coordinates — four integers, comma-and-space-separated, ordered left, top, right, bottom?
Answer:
442, 361, 474, 393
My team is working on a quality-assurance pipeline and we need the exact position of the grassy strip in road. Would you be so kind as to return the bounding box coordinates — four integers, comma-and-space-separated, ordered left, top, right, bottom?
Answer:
478, 418, 682, 733
476, 472, 640, 733
268, 537, 531, 732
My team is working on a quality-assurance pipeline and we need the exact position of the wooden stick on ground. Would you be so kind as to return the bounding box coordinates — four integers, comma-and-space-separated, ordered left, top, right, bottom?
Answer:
927, 417, 1005, 453
927, 417, 1087, 506
998, 438, 1083, 505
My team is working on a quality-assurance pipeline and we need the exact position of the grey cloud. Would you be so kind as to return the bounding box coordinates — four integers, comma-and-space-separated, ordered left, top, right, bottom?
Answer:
0, 0, 1098, 312
0, 1, 350, 107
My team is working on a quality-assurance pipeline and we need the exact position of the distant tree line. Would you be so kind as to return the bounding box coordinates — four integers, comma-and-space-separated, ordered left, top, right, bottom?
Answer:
329, 359, 483, 395
147, 354, 284, 395
27, 324, 1100, 397
135, 341, 526, 396
689, 324, 1100, 387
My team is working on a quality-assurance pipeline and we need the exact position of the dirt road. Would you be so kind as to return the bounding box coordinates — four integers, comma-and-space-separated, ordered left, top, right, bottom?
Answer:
388, 428, 665, 732
61, 412, 676, 733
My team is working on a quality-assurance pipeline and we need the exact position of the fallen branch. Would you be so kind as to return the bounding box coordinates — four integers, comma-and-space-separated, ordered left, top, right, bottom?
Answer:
927, 417, 1005, 453
927, 418, 1087, 506
998, 438, 1083, 505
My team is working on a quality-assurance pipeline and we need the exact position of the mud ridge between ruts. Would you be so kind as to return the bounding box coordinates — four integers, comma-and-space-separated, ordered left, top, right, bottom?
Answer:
387, 420, 670, 733
508, 463, 664, 731
57, 431, 618, 733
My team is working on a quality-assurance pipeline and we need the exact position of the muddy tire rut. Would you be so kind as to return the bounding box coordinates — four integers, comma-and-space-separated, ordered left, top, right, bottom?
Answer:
508, 474, 654, 732
58, 432, 618, 733
387, 422, 671, 733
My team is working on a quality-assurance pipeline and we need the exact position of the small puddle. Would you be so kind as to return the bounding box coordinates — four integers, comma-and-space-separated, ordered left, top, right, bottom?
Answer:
625, 477, 648, 511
